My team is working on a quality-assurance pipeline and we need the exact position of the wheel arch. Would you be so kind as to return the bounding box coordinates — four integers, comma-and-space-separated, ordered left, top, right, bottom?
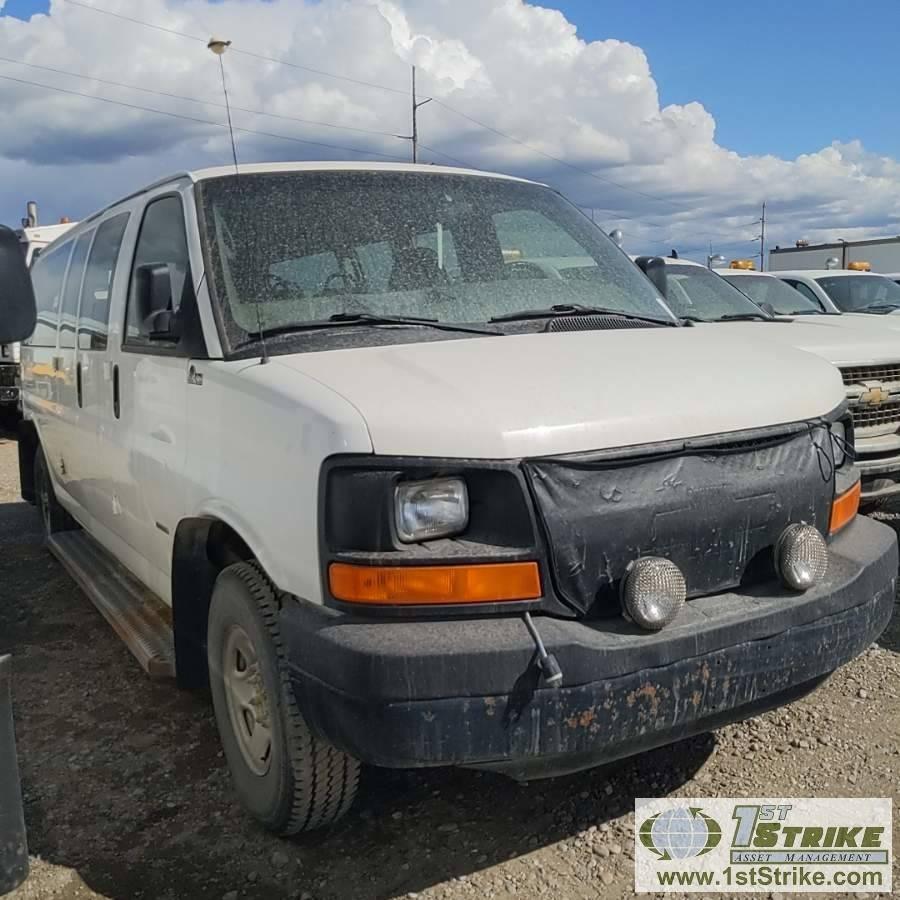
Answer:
171, 516, 257, 688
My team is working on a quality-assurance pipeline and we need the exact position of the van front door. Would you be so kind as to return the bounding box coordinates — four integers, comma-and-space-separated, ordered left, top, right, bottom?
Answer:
114, 194, 193, 601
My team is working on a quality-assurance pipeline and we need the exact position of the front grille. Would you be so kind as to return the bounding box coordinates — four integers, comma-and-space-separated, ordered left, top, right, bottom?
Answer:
0, 367, 16, 388
841, 364, 900, 385
850, 401, 900, 430
545, 315, 663, 333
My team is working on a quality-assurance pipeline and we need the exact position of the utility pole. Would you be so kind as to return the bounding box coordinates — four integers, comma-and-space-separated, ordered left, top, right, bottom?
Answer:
759, 201, 767, 272
399, 65, 432, 163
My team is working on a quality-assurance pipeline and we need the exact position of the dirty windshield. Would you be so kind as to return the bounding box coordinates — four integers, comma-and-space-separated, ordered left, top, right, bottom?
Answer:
721, 273, 823, 315
816, 274, 900, 313
196, 170, 673, 352
661, 264, 769, 321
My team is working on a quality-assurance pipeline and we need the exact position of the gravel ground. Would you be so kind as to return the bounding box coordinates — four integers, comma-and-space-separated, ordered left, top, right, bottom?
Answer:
1, 423, 898, 900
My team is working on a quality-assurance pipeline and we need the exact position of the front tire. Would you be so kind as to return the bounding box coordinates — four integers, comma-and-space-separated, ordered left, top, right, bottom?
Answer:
33, 446, 78, 537
207, 561, 359, 834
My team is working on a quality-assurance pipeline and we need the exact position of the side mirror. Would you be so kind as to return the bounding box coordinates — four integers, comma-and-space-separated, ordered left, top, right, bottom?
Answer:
635, 255, 668, 298
759, 301, 776, 317
136, 263, 182, 342
135, 263, 174, 318
0, 226, 36, 345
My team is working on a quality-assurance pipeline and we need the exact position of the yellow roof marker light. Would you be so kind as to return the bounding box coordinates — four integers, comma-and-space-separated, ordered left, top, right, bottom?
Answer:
847, 261, 871, 271
729, 259, 756, 270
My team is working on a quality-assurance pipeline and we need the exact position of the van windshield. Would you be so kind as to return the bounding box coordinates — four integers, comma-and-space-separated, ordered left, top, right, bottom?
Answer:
661, 264, 770, 321
196, 170, 674, 351
815, 275, 900, 313
720, 273, 823, 315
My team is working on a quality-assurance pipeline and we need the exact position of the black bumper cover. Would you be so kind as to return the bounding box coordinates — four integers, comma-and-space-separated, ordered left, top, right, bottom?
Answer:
283, 515, 897, 778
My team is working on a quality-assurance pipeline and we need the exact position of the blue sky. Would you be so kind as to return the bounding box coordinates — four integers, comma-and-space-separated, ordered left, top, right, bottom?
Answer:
549, 0, 900, 160
5, 0, 900, 161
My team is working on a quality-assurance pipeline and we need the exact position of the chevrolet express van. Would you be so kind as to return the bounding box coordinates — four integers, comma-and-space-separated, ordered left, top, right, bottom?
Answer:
635, 256, 900, 504
12, 163, 896, 834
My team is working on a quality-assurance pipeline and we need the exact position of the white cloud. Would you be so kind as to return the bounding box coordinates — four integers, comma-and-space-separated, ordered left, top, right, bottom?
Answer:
1, 0, 899, 257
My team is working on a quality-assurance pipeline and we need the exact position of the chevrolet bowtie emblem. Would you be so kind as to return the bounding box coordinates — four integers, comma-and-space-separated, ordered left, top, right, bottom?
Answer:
859, 382, 890, 406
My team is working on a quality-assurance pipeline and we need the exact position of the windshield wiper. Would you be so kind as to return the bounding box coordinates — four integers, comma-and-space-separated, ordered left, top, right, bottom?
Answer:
715, 312, 773, 322
489, 303, 675, 326
854, 303, 900, 314
238, 312, 500, 346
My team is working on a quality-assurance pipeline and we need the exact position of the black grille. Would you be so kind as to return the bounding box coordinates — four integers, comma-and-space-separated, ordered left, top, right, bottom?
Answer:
841, 364, 900, 385
524, 428, 831, 615
850, 401, 900, 430
545, 315, 663, 333
0, 367, 16, 388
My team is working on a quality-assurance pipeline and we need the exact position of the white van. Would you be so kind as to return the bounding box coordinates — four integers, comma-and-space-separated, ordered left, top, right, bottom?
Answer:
636, 256, 900, 504
13, 162, 895, 834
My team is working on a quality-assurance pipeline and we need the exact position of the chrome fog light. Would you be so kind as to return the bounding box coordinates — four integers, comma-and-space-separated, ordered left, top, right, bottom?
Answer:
621, 557, 686, 631
775, 524, 828, 591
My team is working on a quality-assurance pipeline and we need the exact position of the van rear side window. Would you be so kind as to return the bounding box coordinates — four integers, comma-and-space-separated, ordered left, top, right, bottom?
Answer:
59, 233, 93, 350
28, 241, 73, 347
79, 213, 130, 351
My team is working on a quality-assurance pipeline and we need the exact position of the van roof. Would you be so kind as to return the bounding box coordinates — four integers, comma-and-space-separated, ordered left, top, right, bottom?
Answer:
774, 270, 892, 279
57, 161, 546, 240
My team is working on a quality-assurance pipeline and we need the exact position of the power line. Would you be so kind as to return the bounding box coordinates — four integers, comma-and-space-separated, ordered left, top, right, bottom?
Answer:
0, 71, 410, 161
0, 55, 402, 140
61, 0, 409, 96
63, 0, 701, 215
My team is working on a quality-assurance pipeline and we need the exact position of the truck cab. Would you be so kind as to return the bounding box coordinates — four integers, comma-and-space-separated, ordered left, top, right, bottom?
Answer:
637, 255, 900, 504
12, 163, 895, 834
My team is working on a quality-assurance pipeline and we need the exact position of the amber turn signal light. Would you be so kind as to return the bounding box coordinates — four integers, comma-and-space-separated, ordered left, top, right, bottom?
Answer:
829, 480, 860, 535
328, 561, 542, 605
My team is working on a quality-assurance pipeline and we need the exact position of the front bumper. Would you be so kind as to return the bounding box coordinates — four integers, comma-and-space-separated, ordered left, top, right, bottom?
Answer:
282, 515, 897, 778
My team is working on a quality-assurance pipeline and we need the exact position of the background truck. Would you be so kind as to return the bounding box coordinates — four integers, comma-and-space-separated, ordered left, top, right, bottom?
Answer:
1, 204, 77, 421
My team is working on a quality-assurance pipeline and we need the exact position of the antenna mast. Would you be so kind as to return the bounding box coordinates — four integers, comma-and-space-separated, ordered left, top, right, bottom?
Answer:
396, 65, 432, 162
208, 36, 269, 365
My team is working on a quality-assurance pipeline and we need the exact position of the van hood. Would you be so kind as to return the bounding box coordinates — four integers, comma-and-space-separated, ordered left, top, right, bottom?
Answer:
712, 318, 900, 366
272, 329, 844, 458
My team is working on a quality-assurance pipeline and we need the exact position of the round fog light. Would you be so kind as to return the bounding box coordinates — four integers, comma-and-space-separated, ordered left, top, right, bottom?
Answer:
621, 557, 686, 631
775, 524, 828, 591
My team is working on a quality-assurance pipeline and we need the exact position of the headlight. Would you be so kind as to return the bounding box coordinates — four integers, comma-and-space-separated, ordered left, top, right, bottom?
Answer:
830, 420, 848, 467
394, 477, 469, 543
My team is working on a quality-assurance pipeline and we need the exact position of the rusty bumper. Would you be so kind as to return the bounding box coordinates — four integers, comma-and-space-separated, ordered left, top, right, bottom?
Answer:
283, 515, 897, 778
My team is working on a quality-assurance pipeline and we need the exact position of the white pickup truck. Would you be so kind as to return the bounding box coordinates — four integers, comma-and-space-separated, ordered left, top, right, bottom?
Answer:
7, 163, 895, 834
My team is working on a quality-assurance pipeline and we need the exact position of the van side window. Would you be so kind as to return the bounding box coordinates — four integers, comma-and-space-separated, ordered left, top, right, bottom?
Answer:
59, 232, 93, 350
126, 196, 191, 346
79, 213, 130, 351
28, 241, 73, 347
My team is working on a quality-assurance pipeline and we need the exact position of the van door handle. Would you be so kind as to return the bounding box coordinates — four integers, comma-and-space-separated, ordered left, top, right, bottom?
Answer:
76, 361, 83, 408
112, 364, 120, 419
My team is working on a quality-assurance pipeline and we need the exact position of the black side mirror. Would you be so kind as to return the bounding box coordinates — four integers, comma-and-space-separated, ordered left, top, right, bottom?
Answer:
635, 255, 668, 298
759, 301, 776, 317
136, 263, 174, 318
0, 226, 36, 345
136, 263, 182, 342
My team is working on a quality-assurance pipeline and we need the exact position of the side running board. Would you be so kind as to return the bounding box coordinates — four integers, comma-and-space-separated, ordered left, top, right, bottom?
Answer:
48, 532, 176, 679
